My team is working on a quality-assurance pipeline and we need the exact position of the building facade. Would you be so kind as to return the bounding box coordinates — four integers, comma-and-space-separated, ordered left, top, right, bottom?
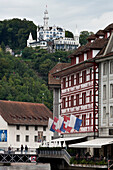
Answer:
27, 7, 79, 51
0, 100, 53, 149
48, 24, 113, 155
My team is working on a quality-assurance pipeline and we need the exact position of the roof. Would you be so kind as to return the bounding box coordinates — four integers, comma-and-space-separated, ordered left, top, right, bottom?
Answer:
0, 100, 53, 126
70, 38, 108, 58
69, 138, 113, 148
104, 23, 113, 32
95, 30, 105, 36
48, 63, 70, 86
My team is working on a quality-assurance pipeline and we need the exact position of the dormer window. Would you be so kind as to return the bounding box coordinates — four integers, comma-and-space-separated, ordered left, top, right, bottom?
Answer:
84, 53, 87, 61
76, 57, 79, 64
107, 32, 110, 38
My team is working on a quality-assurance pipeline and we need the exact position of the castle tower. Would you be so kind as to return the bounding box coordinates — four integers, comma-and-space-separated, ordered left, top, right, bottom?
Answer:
74, 25, 79, 45
43, 5, 49, 31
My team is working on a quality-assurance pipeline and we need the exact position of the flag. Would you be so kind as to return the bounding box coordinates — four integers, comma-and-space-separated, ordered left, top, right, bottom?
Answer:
48, 118, 55, 132
52, 117, 61, 133
59, 115, 65, 132
74, 117, 82, 131
63, 115, 72, 133
69, 115, 82, 131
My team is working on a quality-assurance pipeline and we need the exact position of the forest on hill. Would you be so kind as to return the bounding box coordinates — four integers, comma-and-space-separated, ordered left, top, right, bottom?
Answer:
0, 47, 71, 111
0, 18, 93, 111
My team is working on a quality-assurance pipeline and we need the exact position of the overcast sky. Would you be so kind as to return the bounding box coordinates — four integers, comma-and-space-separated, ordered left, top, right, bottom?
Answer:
1, 0, 113, 34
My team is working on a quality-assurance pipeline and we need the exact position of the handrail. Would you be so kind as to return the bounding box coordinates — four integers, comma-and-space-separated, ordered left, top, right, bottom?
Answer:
39, 149, 71, 165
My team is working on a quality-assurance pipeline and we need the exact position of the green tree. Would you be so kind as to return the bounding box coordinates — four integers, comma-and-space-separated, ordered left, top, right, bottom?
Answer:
79, 31, 94, 45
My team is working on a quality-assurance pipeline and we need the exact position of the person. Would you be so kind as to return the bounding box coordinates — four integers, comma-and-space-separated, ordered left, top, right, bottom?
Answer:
1, 130, 6, 142
25, 145, 28, 154
8, 146, 11, 154
21, 144, 24, 154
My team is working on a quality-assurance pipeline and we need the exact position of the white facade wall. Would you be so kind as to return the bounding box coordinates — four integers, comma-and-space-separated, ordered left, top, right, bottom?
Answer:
0, 116, 53, 149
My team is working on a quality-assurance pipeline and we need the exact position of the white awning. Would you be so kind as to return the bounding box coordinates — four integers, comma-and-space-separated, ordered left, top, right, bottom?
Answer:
52, 136, 86, 142
69, 138, 113, 148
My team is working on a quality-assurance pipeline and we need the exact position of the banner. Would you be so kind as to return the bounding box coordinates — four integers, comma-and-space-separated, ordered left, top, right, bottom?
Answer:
0, 130, 7, 142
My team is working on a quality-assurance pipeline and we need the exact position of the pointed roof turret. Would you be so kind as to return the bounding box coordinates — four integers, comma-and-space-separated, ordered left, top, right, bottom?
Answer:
28, 32, 33, 40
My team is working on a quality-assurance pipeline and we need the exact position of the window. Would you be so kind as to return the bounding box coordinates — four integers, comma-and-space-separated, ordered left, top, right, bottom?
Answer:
110, 106, 113, 118
103, 85, 106, 100
103, 62, 107, 75
71, 95, 74, 107
43, 126, 46, 131
110, 84, 113, 98
110, 61, 113, 74
89, 113, 92, 126
90, 68, 92, 80
63, 78, 66, 89
110, 106, 113, 117
26, 125, 29, 130
67, 97, 69, 108
35, 126, 38, 131
89, 91, 92, 103
103, 107, 106, 119
67, 76, 70, 87
43, 136, 46, 141
25, 135, 29, 142
82, 115, 86, 127
76, 94, 79, 106
34, 136, 38, 142
76, 73, 79, 85
16, 125, 20, 130
16, 135, 20, 142
71, 75, 74, 86
82, 70, 86, 83
82, 92, 86, 105
62, 98, 66, 109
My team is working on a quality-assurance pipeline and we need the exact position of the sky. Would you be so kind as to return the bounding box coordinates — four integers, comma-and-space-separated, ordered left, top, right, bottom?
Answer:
1, 0, 113, 34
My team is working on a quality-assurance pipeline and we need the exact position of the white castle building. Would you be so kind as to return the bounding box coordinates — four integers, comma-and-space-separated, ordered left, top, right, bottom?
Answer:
27, 7, 79, 51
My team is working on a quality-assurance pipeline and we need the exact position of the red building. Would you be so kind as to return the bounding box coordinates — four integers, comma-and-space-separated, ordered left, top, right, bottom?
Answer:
48, 27, 108, 138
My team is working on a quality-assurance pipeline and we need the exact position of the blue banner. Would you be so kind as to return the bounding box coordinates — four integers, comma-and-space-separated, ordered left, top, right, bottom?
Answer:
0, 130, 7, 142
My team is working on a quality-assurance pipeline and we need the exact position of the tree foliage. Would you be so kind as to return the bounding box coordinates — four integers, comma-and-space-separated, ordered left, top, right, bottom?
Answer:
0, 51, 53, 110
0, 18, 37, 50
79, 31, 94, 45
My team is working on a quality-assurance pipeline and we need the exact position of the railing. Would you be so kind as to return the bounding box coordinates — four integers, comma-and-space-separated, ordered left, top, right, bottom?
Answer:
0, 147, 37, 155
39, 149, 71, 165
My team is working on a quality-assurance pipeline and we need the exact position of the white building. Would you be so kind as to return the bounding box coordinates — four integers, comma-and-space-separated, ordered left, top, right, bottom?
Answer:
0, 100, 53, 149
27, 7, 79, 51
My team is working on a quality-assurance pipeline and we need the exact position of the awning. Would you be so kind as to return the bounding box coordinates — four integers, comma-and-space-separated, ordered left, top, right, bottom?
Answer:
52, 136, 86, 142
69, 138, 113, 148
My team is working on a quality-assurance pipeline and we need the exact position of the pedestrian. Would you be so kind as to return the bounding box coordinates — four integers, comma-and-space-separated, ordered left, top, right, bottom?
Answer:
21, 144, 24, 154
8, 146, 11, 154
25, 145, 28, 154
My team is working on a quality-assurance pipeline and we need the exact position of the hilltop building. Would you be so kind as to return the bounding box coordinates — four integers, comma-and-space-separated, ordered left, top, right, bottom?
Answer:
27, 7, 79, 51
0, 100, 53, 149
48, 23, 113, 158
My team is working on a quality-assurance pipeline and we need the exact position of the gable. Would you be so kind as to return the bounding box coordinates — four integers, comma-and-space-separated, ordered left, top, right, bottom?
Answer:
103, 32, 113, 55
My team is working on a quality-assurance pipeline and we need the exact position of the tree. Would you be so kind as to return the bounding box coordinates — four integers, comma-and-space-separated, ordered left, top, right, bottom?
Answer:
79, 31, 94, 45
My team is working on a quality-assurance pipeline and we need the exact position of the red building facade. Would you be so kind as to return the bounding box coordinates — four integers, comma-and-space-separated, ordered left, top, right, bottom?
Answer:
52, 29, 109, 136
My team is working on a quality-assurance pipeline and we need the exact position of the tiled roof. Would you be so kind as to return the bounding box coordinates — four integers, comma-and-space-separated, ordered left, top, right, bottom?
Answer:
87, 34, 96, 40
95, 30, 105, 36
104, 23, 113, 31
70, 38, 108, 58
0, 100, 53, 126
48, 63, 70, 85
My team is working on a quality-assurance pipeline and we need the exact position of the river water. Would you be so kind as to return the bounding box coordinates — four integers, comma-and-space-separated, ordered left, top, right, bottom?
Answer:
0, 163, 51, 170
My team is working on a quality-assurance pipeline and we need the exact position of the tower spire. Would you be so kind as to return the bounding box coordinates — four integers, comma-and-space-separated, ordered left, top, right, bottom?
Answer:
43, 5, 49, 30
